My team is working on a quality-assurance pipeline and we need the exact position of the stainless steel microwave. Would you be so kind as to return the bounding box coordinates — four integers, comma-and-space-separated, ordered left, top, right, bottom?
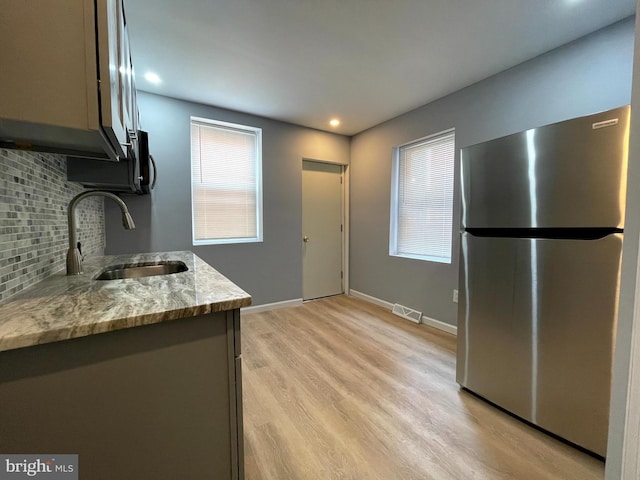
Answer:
67, 130, 156, 195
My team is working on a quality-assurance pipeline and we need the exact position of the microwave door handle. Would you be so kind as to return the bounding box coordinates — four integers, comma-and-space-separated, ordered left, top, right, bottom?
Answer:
150, 154, 157, 190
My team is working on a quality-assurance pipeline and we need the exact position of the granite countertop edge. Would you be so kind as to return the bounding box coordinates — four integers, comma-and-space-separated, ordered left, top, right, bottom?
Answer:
0, 251, 252, 353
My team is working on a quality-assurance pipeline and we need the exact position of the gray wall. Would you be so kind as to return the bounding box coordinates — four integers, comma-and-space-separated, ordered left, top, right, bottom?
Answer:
105, 92, 350, 306
349, 17, 635, 326
0, 149, 104, 301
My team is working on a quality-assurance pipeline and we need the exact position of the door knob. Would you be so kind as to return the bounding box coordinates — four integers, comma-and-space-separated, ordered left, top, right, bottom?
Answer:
303, 236, 310, 243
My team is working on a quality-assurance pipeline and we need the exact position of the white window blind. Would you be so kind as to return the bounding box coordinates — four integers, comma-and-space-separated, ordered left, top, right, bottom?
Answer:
190, 117, 263, 245
390, 130, 455, 263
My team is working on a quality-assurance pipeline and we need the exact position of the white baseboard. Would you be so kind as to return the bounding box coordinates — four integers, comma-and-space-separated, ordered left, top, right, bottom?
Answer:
421, 315, 457, 336
349, 289, 394, 310
349, 289, 457, 336
241, 298, 303, 315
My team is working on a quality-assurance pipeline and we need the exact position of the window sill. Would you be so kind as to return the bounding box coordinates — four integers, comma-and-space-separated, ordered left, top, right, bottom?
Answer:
193, 237, 263, 246
389, 252, 451, 264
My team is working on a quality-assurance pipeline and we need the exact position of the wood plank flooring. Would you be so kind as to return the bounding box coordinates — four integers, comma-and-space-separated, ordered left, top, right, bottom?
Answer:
241, 295, 604, 480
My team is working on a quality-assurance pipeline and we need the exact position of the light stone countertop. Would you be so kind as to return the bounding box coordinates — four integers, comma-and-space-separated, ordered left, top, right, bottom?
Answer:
0, 251, 252, 352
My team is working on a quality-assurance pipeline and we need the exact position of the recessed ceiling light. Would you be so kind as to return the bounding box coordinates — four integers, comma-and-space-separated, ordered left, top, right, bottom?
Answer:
329, 119, 340, 127
144, 72, 162, 85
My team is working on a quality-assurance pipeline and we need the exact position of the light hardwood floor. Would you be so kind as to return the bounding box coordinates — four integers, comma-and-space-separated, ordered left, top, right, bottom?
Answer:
241, 295, 604, 480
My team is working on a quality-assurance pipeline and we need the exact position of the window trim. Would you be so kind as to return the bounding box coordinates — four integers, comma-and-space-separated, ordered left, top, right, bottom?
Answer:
190, 116, 264, 246
389, 128, 455, 264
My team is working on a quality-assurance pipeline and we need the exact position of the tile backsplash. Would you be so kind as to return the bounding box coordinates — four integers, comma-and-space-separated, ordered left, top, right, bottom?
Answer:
0, 149, 105, 301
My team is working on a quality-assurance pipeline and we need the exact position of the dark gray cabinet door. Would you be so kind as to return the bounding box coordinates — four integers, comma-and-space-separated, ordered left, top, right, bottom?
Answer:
0, 312, 239, 479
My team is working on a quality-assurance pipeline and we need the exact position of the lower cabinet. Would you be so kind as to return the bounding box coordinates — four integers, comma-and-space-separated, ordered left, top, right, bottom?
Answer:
0, 310, 244, 480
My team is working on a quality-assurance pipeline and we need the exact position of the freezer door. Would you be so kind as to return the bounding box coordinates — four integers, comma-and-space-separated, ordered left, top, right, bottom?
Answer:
461, 106, 629, 229
457, 232, 622, 456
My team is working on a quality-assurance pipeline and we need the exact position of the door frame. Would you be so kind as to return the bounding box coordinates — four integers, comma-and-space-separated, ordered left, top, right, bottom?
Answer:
301, 158, 349, 296
606, 8, 640, 479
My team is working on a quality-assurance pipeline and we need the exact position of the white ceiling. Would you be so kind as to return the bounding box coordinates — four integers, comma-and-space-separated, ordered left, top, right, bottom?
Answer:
126, 0, 636, 136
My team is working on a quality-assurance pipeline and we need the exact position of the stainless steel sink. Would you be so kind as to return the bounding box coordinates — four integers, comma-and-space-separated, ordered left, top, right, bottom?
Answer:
95, 260, 188, 280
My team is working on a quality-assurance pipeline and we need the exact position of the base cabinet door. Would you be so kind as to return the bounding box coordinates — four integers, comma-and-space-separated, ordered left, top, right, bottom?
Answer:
0, 311, 243, 479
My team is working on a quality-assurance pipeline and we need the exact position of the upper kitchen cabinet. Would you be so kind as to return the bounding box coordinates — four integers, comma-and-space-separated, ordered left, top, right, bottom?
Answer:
0, 0, 139, 162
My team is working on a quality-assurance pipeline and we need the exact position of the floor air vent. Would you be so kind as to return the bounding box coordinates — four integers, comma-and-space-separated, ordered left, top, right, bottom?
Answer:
391, 304, 422, 324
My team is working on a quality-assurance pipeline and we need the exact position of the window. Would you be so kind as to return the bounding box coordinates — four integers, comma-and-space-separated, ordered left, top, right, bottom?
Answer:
389, 129, 455, 263
190, 117, 263, 245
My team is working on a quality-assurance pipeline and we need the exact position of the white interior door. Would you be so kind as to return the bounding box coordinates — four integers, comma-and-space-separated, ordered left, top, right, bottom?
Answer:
302, 161, 343, 300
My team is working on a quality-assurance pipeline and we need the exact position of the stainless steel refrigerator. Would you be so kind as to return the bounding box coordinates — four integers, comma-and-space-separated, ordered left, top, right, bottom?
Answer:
457, 105, 630, 457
